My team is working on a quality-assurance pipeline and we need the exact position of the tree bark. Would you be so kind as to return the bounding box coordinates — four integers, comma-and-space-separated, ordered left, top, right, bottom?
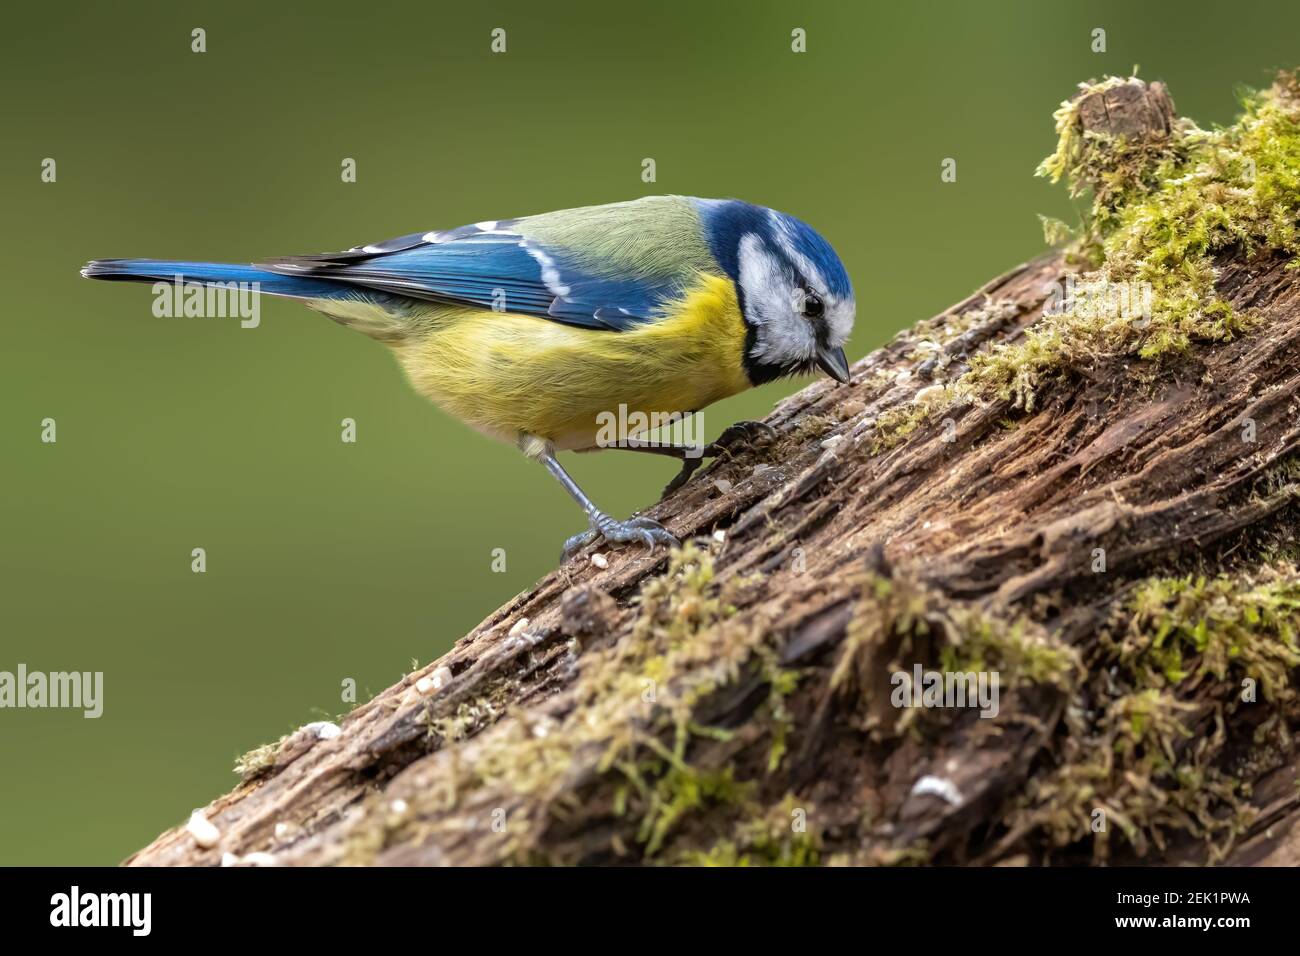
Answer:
126, 80, 1300, 869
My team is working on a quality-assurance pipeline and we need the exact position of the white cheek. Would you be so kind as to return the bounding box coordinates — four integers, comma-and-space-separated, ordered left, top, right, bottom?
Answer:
738, 235, 816, 364
737, 234, 784, 318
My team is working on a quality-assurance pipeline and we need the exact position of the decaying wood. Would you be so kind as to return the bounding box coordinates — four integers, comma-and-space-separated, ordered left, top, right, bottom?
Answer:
126, 80, 1300, 868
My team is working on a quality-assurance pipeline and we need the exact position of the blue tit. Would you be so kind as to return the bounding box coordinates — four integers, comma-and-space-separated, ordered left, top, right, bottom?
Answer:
82, 196, 855, 558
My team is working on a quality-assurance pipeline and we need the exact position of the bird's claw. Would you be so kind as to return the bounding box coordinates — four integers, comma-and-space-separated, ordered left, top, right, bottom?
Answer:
663, 420, 780, 495
709, 420, 780, 452
560, 514, 679, 563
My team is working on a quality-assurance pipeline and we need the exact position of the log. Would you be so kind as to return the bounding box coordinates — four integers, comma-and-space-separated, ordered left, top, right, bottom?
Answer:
127, 71, 1300, 867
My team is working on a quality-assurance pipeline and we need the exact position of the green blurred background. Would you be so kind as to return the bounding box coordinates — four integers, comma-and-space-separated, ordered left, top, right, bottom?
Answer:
1, 0, 1296, 864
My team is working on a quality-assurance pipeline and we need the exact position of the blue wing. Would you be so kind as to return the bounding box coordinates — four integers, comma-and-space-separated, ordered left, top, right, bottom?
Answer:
260, 222, 684, 332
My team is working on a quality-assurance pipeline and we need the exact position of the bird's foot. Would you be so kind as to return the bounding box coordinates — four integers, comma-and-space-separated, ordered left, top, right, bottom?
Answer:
711, 419, 780, 448
663, 420, 781, 495
561, 513, 679, 563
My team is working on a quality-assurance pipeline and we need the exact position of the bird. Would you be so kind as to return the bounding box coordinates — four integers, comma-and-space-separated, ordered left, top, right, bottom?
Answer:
82, 195, 855, 559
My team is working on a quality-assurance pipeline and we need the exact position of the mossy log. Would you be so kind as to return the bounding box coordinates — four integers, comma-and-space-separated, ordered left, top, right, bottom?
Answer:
129, 73, 1300, 867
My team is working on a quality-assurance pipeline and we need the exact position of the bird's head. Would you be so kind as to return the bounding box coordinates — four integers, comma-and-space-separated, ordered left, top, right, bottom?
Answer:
699, 199, 855, 385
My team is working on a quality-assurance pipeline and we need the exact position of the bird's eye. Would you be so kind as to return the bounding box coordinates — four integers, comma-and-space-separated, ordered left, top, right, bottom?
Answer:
801, 288, 824, 319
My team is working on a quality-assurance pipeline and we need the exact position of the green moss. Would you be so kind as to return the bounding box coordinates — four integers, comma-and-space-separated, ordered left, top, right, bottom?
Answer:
872, 401, 933, 453
233, 736, 285, 780
638, 759, 751, 856
756, 644, 800, 772
1038, 214, 1075, 247
1006, 560, 1300, 862
741, 796, 821, 866
1037, 75, 1193, 242
350, 542, 804, 864
773, 413, 839, 458
833, 574, 931, 699
838, 560, 1300, 862
873, 70, 1300, 421
913, 297, 1023, 348
1008, 686, 1250, 863
676, 795, 821, 867
1118, 565, 1300, 701
963, 73, 1300, 412
873, 845, 933, 866
938, 606, 1079, 689
873, 385, 963, 452
867, 74, 1300, 449
837, 573, 1078, 716
870, 298, 1020, 451
426, 678, 514, 744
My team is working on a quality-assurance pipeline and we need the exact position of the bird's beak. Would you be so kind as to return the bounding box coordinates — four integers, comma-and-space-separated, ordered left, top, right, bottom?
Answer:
815, 345, 851, 384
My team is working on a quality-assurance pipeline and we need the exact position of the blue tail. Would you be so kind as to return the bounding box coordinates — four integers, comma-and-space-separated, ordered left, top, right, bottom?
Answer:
81, 258, 354, 300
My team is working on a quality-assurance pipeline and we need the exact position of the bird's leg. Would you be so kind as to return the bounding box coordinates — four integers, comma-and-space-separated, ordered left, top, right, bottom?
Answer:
589, 421, 781, 495
528, 441, 679, 562
601, 435, 703, 459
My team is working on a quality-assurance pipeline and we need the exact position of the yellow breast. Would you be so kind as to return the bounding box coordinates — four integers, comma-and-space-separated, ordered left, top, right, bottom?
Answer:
389, 273, 752, 450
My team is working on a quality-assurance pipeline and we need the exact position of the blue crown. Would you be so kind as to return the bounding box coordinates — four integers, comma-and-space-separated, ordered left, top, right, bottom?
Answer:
696, 198, 852, 299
